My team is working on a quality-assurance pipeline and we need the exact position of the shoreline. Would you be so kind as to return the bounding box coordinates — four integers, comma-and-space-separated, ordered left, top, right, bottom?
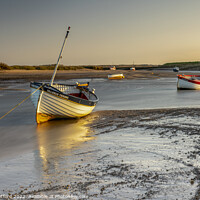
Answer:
0, 69, 176, 81
86, 107, 200, 128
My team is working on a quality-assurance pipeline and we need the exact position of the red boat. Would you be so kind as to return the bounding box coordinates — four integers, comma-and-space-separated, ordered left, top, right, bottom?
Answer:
177, 74, 200, 90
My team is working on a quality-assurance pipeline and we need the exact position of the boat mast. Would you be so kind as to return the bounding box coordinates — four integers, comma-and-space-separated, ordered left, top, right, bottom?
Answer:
50, 26, 70, 86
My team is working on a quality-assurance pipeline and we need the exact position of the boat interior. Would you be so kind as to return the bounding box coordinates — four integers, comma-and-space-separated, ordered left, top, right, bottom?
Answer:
53, 84, 91, 100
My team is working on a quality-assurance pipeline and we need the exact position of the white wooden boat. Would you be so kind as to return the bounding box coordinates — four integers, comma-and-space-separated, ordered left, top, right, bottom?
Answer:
30, 27, 99, 123
108, 74, 125, 80
177, 74, 200, 90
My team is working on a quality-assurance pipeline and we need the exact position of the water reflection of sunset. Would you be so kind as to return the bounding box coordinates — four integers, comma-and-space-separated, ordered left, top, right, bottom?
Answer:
35, 118, 95, 181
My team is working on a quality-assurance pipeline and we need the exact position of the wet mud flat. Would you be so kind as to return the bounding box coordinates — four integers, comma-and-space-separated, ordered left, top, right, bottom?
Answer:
2, 108, 200, 200
86, 109, 200, 199
0, 69, 176, 81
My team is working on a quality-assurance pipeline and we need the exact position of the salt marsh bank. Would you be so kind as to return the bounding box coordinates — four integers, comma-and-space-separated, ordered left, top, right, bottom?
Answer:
1, 78, 200, 199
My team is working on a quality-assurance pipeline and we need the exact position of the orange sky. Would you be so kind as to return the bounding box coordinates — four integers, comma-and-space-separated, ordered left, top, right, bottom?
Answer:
1, 0, 200, 65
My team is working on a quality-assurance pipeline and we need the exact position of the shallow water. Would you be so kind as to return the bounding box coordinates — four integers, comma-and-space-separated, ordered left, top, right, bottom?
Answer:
0, 78, 200, 199
1, 77, 200, 114
94, 77, 200, 110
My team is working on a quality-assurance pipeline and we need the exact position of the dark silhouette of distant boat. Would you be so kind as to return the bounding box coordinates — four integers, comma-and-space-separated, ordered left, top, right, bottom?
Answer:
173, 67, 179, 72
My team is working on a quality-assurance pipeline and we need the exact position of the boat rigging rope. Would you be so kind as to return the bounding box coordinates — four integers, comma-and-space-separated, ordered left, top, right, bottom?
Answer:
0, 85, 43, 120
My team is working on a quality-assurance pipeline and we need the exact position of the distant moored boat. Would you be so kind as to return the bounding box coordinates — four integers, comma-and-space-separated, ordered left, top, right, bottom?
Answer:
108, 74, 125, 80
110, 66, 116, 70
173, 67, 179, 72
177, 74, 200, 90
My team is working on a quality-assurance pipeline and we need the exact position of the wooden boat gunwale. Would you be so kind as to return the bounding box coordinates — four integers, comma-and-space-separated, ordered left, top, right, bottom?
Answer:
30, 81, 98, 107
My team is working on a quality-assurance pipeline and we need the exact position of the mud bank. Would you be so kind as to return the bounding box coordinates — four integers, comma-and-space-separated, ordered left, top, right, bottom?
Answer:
2, 108, 200, 200
0, 69, 176, 81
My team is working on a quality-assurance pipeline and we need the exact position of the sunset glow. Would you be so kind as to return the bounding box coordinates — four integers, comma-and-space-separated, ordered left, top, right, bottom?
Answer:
1, 0, 200, 65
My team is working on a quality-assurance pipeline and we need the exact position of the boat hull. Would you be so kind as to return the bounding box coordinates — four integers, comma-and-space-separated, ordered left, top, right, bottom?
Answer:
177, 75, 200, 90
30, 82, 98, 123
35, 90, 96, 123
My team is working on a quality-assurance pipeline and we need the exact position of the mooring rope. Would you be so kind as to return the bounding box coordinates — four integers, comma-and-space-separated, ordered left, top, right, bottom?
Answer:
0, 85, 43, 120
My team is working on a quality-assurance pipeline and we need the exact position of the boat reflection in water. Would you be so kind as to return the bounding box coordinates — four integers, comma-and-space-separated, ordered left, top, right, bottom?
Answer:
35, 118, 95, 184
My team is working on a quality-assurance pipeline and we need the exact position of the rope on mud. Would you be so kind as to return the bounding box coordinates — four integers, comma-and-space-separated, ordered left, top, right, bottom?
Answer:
0, 85, 43, 120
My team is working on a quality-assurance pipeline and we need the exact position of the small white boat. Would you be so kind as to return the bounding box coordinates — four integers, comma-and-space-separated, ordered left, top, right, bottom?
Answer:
177, 74, 200, 90
110, 66, 116, 70
173, 67, 179, 72
108, 74, 125, 80
30, 27, 99, 123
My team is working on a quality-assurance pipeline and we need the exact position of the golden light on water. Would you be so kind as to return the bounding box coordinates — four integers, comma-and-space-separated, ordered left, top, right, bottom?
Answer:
35, 118, 95, 176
